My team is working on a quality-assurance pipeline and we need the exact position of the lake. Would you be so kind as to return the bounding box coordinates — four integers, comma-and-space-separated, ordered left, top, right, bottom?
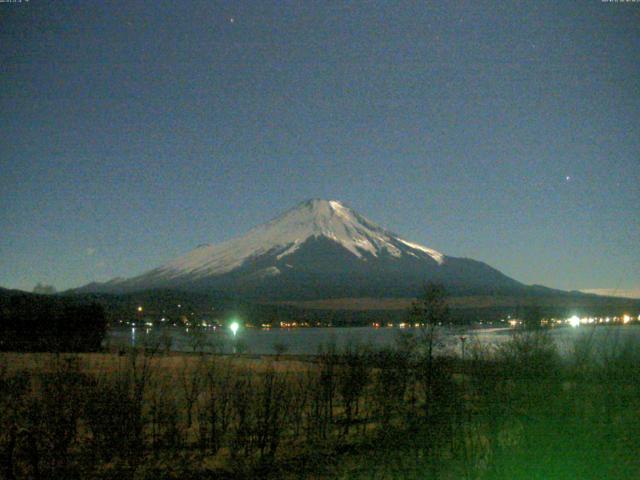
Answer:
106, 324, 640, 358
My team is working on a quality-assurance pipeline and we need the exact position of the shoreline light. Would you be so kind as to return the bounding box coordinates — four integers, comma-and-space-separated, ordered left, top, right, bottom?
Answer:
230, 321, 239, 336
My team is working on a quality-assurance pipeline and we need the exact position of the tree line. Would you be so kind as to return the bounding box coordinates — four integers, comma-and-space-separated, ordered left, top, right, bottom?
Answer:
0, 291, 106, 352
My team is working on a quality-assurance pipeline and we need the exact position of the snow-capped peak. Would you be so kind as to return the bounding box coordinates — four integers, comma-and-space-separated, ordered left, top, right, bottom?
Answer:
154, 199, 444, 279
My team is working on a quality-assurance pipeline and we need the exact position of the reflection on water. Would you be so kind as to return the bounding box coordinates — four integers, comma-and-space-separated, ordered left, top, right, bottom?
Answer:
105, 325, 640, 357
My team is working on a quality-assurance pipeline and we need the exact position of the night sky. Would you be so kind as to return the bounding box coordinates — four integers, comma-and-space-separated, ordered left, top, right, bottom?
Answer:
1, 1, 638, 295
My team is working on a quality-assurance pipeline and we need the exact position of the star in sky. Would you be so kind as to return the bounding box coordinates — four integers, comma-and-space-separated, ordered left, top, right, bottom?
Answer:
0, 1, 638, 294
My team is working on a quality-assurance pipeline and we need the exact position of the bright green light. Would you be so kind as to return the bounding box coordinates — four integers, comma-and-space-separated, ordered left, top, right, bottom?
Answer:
230, 321, 239, 336
568, 315, 580, 328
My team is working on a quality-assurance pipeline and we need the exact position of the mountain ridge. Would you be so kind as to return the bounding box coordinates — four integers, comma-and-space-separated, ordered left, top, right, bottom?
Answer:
75, 199, 526, 299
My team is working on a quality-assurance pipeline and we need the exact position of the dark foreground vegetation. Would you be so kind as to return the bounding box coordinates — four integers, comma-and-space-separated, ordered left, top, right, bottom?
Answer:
1, 326, 639, 480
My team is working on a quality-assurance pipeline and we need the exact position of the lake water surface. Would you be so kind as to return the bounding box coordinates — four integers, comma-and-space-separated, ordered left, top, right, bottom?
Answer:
106, 324, 640, 358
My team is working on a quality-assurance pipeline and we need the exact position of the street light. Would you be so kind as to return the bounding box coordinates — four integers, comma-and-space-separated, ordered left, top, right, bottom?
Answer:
230, 321, 239, 336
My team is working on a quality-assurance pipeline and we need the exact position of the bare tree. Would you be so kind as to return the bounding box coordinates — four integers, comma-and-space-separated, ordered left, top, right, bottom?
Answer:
411, 283, 449, 365
410, 283, 449, 416
178, 356, 205, 429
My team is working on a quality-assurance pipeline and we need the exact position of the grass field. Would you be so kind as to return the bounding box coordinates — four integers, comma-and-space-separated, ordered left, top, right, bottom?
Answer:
1, 329, 639, 479
269, 294, 639, 312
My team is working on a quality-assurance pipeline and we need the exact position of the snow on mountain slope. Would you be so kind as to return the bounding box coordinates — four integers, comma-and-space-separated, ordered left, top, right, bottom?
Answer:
74, 199, 531, 298
155, 199, 444, 279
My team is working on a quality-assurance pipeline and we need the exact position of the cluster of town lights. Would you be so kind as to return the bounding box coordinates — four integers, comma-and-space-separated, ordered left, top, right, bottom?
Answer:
568, 314, 635, 327
130, 305, 637, 332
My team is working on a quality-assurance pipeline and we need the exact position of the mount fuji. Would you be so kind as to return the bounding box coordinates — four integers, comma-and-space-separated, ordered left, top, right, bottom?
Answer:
77, 199, 526, 300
